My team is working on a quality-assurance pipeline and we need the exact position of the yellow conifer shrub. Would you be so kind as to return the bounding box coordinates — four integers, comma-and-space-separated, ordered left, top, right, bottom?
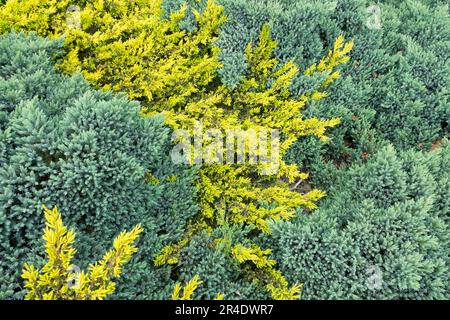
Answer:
1, 0, 353, 299
0, 0, 225, 103
171, 274, 202, 300
152, 23, 352, 299
22, 205, 143, 300
171, 275, 224, 300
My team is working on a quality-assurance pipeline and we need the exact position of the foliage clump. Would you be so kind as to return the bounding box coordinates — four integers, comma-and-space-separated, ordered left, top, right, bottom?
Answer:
170, 0, 450, 184
270, 143, 450, 299
0, 0, 353, 299
22, 206, 142, 300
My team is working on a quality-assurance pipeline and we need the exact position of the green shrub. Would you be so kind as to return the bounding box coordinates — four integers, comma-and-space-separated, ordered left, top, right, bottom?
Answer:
176, 226, 270, 299
1, 0, 449, 300
0, 32, 198, 299
270, 143, 450, 299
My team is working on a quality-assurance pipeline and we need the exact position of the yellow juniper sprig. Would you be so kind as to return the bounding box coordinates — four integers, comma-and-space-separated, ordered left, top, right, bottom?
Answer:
21, 205, 143, 300
231, 244, 276, 269
172, 274, 202, 300
265, 268, 302, 300
214, 292, 225, 300
231, 244, 301, 300
304, 34, 354, 90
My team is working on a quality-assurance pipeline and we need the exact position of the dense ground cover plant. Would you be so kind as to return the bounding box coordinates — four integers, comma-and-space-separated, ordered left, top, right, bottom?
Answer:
0, 0, 353, 298
22, 206, 142, 300
165, 0, 449, 184
0, 31, 198, 299
1, 0, 448, 300
163, 0, 450, 299
270, 143, 450, 299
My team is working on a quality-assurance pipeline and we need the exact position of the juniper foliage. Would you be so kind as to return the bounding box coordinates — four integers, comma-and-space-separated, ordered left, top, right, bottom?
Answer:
0, 32, 198, 299
270, 143, 450, 299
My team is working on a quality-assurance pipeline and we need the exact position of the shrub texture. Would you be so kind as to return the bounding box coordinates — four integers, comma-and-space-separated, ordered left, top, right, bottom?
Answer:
0, 0, 353, 298
0, 32, 198, 299
22, 206, 143, 300
162, 0, 450, 299
270, 143, 450, 299
1, 0, 448, 300
163, 0, 449, 182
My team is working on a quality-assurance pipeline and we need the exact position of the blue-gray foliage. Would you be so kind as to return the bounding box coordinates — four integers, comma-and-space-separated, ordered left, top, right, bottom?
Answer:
0, 31, 198, 299
270, 144, 450, 299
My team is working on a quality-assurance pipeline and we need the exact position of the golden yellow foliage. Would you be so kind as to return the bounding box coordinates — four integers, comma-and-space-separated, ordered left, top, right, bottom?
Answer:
153, 22, 352, 300
22, 205, 143, 300
214, 292, 225, 300
172, 274, 202, 300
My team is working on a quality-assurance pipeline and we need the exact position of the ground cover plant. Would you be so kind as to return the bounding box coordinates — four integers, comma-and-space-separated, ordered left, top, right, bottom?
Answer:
0, 0, 448, 300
